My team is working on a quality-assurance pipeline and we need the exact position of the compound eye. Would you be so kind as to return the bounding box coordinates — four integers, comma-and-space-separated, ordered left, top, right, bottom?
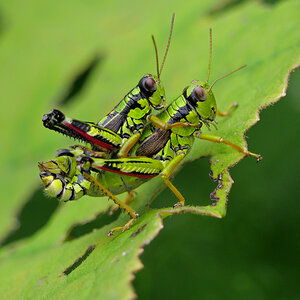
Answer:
194, 86, 207, 101
144, 77, 157, 92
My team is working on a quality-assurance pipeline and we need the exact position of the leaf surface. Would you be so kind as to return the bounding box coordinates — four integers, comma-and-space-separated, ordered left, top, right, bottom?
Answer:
0, 0, 299, 299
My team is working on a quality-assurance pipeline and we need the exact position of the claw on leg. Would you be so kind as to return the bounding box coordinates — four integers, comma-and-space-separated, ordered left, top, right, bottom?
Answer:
173, 202, 183, 208
107, 217, 138, 237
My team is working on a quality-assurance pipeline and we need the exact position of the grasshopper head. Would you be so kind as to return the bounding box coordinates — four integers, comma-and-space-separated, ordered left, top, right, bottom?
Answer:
138, 74, 166, 111
184, 81, 217, 124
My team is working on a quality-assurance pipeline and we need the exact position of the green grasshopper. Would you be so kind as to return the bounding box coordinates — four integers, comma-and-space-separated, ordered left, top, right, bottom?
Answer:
39, 29, 262, 236
42, 15, 196, 158
39, 147, 149, 234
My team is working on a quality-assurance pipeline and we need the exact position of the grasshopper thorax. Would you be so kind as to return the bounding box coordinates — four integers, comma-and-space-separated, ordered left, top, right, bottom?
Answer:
138, 74, 166, 111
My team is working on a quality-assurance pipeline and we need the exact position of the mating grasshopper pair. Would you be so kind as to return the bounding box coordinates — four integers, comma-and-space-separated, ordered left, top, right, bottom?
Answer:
39, 15, 261, 236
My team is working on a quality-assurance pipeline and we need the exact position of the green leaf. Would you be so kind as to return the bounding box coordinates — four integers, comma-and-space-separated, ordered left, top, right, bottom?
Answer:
0, 0, 299, 299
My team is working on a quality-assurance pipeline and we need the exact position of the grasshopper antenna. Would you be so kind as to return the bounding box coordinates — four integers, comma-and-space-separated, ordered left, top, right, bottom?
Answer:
159, 13, 175, 76
208, 65, 247, 92
152, 35, 160, 79
206, 28, 213, 83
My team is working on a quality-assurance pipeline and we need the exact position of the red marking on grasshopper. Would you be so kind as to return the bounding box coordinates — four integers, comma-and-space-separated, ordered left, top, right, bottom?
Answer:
96, 166, 158, 178
65, 123, 115, 150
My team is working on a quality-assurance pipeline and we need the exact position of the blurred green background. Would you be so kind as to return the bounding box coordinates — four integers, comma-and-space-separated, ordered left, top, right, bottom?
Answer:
0, 0, 299, 299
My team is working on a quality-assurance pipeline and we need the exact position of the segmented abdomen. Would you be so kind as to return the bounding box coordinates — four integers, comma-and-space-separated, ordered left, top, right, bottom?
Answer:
40, 166, 148, 202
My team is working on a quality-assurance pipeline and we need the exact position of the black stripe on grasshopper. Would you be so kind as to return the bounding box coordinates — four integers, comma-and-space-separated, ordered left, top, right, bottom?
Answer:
88, 77, 261, 211
42, 73, 165, 152
87, 29, 262, 211
97, 74, 163, 134
42, 15, 176, 156
134, 85, 209, 157
39, 27, 262, 237
100, 75, 161, 132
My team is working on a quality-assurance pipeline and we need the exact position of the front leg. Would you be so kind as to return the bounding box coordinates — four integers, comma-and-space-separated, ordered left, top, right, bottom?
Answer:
149, 115, 202, 130
117, 132, 141, 158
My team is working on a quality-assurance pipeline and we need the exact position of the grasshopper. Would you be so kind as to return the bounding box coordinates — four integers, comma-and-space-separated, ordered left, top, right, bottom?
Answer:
42, 15, 196, 158
39, 29, 262, 236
